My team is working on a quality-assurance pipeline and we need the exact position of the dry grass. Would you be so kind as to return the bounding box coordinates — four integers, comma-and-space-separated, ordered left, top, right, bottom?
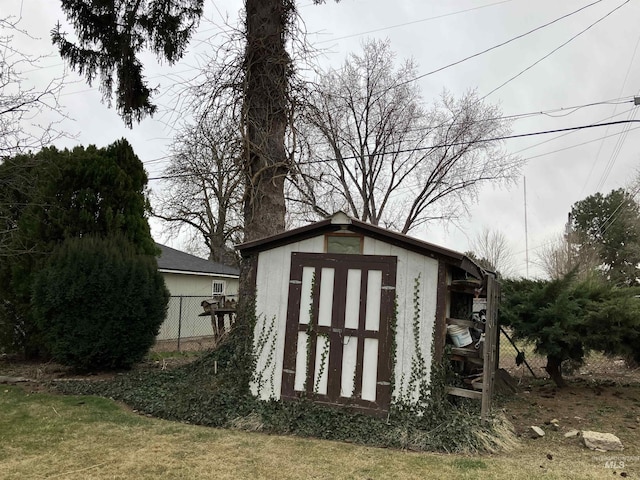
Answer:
1, 386, 638, 479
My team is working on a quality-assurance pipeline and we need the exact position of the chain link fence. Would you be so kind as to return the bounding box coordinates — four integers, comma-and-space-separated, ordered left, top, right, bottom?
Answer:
498, 327, 640, 383
153, 297, 640, 382
154, 296, 235, 352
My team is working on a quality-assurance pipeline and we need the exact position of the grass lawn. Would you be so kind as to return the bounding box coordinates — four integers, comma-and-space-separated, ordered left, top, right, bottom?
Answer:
1, 386, 637, 479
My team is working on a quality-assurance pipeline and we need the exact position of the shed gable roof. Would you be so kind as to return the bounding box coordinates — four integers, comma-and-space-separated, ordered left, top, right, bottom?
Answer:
156, 243, 239, 277
236, 213, 486, 279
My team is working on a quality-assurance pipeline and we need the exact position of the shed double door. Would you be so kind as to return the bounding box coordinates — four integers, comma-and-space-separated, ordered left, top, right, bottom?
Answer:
281, 252, 397, 414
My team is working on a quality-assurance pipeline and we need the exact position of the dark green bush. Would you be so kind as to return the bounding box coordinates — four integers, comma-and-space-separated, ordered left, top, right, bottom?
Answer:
32, 235, 169, 371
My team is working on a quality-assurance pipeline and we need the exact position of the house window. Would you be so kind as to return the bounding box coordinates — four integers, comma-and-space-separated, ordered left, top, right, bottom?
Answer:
212, 280, 226, 296
326, 233, 363, 254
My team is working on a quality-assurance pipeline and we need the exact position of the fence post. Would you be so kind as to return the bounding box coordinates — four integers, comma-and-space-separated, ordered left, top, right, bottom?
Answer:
177, 296, 183, 352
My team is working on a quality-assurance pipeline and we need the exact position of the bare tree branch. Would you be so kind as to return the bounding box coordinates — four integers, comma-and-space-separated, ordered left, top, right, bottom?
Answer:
290, 39, 521, 234
153, 55, 244, 265
1, 16, 68, 157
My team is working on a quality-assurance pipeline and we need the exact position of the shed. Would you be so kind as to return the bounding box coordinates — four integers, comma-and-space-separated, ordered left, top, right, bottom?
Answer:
237, 212, 498, 417
156, 244, 240, 341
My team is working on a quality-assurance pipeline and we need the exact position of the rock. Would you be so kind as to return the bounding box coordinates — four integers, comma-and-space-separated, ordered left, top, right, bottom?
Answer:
582, 431, 624, 451
530, 426, 545, 438
564, 429, 580, 438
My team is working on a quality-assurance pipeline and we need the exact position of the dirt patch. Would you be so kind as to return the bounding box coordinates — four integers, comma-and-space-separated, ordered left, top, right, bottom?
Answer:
500, 377, 640, 450
0, 352, 201, 388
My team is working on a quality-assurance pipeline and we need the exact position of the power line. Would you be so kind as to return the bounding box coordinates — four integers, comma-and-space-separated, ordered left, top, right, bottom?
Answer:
481, 0, 631, 100
54, 0, 607, 107
398, 0, 605, 86
594, 107, 638, 191
315, 0, 516, 44
519, 123, 640, 162
510, 105, 636, 156
582, 30, 640, 194
147, 118, 640, 181
151, 95, 634, 163
593, 35, 640, 191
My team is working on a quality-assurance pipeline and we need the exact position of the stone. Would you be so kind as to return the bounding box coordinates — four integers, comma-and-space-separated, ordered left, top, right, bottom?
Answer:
582, 431, 623, 451
564, 429, 580, 438
530, 426, 545, 438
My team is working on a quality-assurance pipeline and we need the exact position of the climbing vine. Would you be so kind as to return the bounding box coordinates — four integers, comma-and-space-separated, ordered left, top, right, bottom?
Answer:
408, 273, 426, 396
395, 274, 430, 407
304, 271, 317, 395
388, 296, 398, 400
314, 333, 330, 394
252, 314, 278, 398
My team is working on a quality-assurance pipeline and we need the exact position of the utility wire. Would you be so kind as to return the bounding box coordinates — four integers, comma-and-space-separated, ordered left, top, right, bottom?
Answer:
594, 107, 638, 192
582, 24, 640, 194
510, 105, 636, 156
315, 0, 516, 44
143, 96, 634, 166
147, 118, 640, 180
398, 0, 605, 86
518, 123, 640, 162
481, 0, 632, 100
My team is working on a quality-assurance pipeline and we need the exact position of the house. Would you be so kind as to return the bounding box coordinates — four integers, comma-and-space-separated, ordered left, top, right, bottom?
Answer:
156, 243, 240, 342
236, 212, 498, 417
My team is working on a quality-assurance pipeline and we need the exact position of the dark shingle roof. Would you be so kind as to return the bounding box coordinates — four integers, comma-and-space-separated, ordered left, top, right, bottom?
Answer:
156, 243, 239, 277
236, 212, 486, 280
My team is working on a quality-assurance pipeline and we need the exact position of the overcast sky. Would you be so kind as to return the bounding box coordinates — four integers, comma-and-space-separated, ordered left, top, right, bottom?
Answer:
7, 0, 640, 277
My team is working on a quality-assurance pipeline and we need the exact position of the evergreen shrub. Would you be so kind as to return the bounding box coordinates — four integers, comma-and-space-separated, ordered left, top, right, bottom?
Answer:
32, 235, 169, 370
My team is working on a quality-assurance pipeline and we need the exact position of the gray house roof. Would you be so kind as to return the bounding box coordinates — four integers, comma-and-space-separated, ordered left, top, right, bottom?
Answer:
156, 243, 239, 278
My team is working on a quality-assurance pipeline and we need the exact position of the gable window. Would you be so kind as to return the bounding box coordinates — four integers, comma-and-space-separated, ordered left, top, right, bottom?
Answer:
326, 233, 363, 254
212, 280, 226, 296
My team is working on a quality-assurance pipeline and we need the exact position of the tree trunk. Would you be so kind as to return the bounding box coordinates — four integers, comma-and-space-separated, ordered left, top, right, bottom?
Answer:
545, 355, 566, 388
242, 0, 291, 242
231, 0, 292, 393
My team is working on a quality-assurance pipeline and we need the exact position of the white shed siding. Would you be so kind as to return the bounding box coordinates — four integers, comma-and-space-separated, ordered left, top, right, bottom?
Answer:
251, 231, 440, 403
364, 237, 439, 403
251, 237, 324, 399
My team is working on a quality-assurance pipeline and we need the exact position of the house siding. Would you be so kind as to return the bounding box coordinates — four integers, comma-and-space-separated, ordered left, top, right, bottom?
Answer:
157, 273, 239, 341
161, 271, 239, 297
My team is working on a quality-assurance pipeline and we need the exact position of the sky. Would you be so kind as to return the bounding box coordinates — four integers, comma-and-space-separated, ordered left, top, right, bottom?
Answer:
6, 0, 640, 278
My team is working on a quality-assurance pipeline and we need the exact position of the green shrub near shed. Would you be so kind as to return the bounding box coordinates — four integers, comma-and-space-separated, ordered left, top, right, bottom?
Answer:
32, 235, 169, 371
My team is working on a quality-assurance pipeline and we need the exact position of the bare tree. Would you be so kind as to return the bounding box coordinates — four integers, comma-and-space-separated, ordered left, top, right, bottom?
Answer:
1, 15, 66, 157
535, 231, 600, 281
154, 112, 244, 266
154, 41, 245, 266
289, 39, 520, 234
467, 227, 516, 278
